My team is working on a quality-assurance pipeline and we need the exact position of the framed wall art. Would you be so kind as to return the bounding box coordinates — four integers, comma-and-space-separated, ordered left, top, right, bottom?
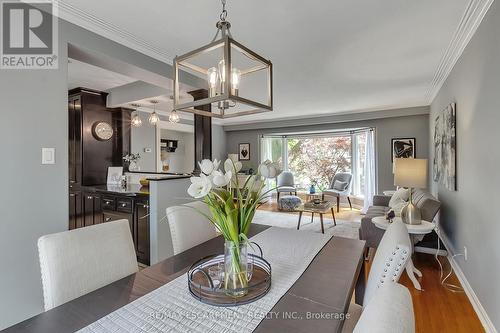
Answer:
238, 143, 250, 161
433, 103, 456, 191
392, 138, 416, 162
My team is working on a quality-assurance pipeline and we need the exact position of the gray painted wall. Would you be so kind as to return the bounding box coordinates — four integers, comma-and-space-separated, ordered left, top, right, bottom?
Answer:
0, 34, 68, 331
0, 18, 191, 329
224, 108, 429, 193
131, 111, 157, 171
160, 129, 194, 173
430, 1, 500, 330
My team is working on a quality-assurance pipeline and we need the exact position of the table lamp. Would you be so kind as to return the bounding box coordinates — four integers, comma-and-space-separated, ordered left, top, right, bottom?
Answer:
394, 158, 428, 225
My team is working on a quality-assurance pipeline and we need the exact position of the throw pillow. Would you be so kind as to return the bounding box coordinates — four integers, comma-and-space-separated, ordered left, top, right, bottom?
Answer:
389, 188, 410, 208
333, 180, 348, 191
391, 199, 408, 216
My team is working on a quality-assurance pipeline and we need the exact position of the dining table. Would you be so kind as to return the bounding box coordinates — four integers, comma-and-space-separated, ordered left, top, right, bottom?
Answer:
4, 224, 366, 333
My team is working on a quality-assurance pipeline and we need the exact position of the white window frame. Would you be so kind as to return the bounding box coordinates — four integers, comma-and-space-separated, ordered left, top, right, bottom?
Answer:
260, 129, 373, 197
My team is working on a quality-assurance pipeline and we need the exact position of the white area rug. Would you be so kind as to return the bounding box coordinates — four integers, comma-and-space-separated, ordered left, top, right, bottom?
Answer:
253, 209, 361, 240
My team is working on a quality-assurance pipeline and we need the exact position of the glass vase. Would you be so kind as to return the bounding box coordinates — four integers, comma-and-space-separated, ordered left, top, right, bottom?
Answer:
128, 160, 139, 172
224, 240, 249, 297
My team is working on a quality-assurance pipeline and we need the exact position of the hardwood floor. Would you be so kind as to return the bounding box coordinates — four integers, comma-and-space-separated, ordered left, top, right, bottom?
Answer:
257, 200, 484, 333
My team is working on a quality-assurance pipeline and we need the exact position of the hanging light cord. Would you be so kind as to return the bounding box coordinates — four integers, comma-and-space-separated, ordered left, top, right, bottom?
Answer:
220, 0, 228, 22
211, 0, 233, 42
434, 225, 464, 293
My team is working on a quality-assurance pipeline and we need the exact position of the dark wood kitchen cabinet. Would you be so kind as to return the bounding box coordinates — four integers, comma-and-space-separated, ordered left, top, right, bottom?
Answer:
69, 191, 83, 230
83, 192, 102, 227
68, 88, 131, 187
68, 95, 82, 189
70, 191, 150, 265
135, 200, 150, 265
100, 194, 150, 265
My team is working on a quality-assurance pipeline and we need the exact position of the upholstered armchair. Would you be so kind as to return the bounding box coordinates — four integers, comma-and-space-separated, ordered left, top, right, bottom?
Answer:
322, 172, 353, 212
276, 171, 297, 200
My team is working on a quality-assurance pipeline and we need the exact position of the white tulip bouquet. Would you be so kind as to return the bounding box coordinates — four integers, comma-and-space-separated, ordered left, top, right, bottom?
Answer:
187, 158, 281, 295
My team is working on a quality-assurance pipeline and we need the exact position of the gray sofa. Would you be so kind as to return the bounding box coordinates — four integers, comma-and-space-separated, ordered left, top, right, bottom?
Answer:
359, 189, 441, 249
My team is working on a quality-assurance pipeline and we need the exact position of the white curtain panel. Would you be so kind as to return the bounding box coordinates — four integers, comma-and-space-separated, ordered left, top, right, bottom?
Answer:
362, 130, 376, 214
260, 137, 274, 192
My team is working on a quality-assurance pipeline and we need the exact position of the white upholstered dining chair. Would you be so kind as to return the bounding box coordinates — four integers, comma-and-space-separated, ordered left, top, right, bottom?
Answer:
343, 220, 412, 332
352, 283, 414, 333
166, 201, 218, 255
38, 220, 138, 311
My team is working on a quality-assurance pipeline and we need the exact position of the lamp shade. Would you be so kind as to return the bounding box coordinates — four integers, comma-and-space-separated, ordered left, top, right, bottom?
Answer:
394, 158, 428, 188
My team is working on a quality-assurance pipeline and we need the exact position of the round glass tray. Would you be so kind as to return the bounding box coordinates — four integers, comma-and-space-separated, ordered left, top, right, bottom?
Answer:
187, 253, 272, 307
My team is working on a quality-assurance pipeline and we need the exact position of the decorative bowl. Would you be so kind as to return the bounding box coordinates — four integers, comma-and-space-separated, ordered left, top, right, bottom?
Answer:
139, 178, 150, 187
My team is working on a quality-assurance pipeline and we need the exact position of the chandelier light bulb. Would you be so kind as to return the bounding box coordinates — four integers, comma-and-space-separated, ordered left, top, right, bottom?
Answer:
131, 112, 142, 127
148, 112, 159, 125
148, 100, 160, 125
169, 110, 180, 123
208, 67, 218, 97
231, 68, 241, 96
218, 59, 226, 83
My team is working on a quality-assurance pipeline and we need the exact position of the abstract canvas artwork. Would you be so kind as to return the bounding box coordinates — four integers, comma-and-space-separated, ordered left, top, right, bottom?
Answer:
433, 103, 456, 191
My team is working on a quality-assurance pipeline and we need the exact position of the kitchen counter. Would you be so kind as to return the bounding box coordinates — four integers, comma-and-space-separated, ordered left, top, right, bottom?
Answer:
83, 184, 149, 196
146, 175, 191, 181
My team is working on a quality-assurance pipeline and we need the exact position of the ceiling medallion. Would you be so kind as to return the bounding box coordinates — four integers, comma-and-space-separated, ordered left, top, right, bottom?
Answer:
172, 0, 273, 119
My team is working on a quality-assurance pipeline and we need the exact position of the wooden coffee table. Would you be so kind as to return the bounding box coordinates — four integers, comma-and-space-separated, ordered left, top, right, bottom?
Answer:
296, 201, 336, 234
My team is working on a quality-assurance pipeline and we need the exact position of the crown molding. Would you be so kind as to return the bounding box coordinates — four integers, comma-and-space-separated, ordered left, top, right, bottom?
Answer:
53, 1, 174, 65
426, 0, 494, 104
222, 105, 430, 131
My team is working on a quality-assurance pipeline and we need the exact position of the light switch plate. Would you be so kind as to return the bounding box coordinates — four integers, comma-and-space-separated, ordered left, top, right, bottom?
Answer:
42, 148, 55, 164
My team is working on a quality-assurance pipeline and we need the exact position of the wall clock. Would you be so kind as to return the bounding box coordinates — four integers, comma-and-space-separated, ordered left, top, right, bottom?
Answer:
92, 121, 114, 141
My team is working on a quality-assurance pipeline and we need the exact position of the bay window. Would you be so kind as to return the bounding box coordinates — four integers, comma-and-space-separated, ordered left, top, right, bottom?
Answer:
260, 129, 374, 198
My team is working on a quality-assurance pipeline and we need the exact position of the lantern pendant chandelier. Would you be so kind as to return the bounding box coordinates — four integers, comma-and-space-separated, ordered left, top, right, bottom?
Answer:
172, 0, 273, 119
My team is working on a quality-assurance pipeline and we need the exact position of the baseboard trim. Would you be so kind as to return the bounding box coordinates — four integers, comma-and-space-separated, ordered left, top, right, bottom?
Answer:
413, 246, 448, 257
438, 230, 497, 333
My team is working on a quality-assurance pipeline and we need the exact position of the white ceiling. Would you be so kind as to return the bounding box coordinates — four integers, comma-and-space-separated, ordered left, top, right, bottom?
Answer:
68, 59, 136, 91
61, 0, 473, 124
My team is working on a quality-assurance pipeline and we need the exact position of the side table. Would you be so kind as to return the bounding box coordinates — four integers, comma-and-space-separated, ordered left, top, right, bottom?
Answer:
372, 216, 435, 291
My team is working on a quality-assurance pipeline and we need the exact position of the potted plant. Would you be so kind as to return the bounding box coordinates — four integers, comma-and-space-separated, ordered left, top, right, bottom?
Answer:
187, 158, 280, 297
123, 153, 141, 171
